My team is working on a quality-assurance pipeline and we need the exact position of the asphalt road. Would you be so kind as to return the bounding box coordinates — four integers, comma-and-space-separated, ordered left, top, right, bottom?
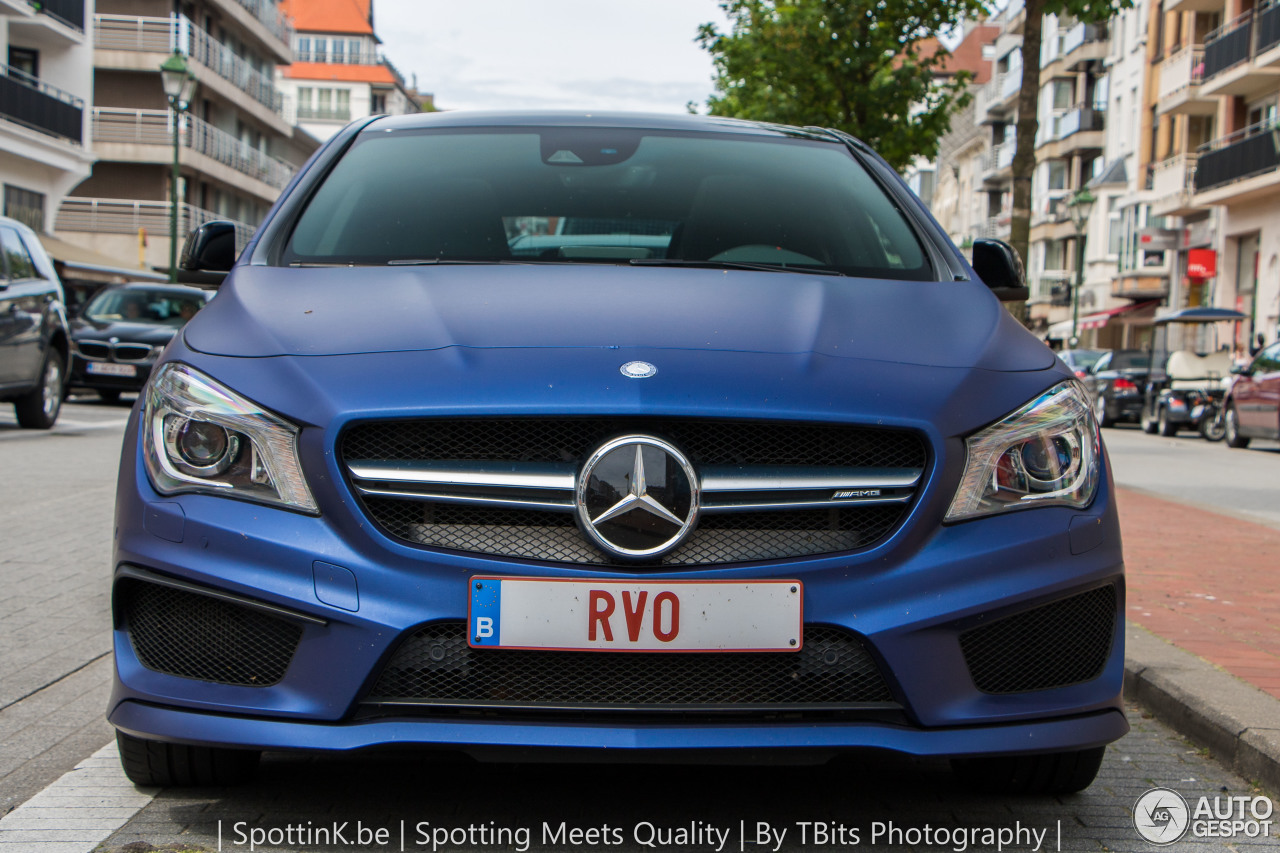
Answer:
0, 397, 1275, 852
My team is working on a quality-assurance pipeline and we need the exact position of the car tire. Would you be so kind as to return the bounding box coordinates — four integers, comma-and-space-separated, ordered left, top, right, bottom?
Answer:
97, 389, 122, 404
1156, 406, 1177, 437
116, 731, 260, 787
1140, 405, 1157, 434
1093, 393, 1112, 428
1225, 404, 1250, 449
13, 350, 66, 429
950, 746, 1106, 795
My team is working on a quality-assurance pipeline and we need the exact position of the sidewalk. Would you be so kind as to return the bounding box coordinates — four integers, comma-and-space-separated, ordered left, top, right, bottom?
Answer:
1117, 485, 1280, 790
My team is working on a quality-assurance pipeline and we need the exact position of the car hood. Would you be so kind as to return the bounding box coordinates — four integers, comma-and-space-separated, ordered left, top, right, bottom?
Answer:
186, 264, 1055, 373
71, 318, 178, 346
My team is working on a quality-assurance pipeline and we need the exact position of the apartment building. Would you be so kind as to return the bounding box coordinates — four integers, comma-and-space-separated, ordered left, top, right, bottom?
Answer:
53, 0, 319, 273
1, 0, 94, 235
275, 0, 420, 144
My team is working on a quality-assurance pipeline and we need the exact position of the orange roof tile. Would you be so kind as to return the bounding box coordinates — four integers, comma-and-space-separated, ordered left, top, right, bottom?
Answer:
283, 61, 397, 84
280, 0, 374, 36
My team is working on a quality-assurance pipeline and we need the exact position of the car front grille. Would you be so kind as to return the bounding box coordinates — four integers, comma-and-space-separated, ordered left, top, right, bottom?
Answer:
117, 578, 302, 687
113, 343, 153, 361
366, 622, 896, 711
76, 341, 110, 359
959, 585, 1117, 694
341, 418, 927, 567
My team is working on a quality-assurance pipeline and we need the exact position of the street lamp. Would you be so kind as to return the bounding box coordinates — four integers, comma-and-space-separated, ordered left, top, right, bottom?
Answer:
1066, 188, 1096, 345
160, 51, 197, 283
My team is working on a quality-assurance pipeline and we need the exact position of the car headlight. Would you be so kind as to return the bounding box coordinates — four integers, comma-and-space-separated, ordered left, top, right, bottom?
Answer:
142, 363, 318, 513
945, 381, 1100, 522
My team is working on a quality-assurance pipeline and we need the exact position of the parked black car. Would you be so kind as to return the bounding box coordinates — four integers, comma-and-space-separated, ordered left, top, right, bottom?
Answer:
1057, 348, 1106, 379
1083, 349, 1150, 427
69, 283, 210, 402
0, 216, 71, 429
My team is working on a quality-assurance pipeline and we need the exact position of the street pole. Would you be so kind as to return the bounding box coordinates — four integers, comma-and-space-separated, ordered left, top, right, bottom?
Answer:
1072, 229, 1083, 343
169, 109, 181, 283
160, 51, 195, 284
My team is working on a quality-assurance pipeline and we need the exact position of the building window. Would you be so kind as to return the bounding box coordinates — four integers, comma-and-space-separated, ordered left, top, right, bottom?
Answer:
372, 92, 387, 114
3, 185, 46, 232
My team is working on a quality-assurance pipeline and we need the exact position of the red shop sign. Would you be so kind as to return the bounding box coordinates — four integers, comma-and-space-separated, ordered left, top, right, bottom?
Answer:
1187, 248, 1217, 279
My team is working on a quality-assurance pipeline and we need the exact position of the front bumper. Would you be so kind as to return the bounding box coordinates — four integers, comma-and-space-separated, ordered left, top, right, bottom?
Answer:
69, 353, 155, 393
110, 408, 1127, 759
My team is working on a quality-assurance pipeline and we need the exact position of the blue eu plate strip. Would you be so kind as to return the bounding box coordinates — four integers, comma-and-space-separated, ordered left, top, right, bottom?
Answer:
469, 578, 502, 646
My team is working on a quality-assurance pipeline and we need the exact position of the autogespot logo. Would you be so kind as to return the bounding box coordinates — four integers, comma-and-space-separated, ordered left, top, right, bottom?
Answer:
1134, 788, 1190, 845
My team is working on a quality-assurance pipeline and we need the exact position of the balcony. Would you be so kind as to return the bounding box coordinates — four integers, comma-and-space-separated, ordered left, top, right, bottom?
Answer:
1150, 154, 1205, 216
1062, 22, 1108, 70
95, 15, 286, 123
22, 0, 84, 30
1201, 11, 1280, 96
0, 64, 83, 144
981, 140, 1016, 184
977, 68, 1023, 123
91, 108, 296, 194
1166, 0, 1226, 13
1193, 121, 1280, 204
1037, 104, 1105, 158
56, 196, 255, 251
296, 105, 353, 122
1156, 46, 1216, 115
229, 0, 290, 47
972, 215, 1011, 241
1031, 270, 1073, 304
1112, 272, 1170, 301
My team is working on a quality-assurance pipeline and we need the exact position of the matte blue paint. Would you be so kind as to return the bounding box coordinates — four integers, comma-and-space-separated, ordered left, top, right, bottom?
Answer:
111, 113, 1127, 762
143, 501, 184, 544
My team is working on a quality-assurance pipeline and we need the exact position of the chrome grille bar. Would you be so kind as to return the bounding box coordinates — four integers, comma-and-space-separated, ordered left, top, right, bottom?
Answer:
347, 460, 922, 513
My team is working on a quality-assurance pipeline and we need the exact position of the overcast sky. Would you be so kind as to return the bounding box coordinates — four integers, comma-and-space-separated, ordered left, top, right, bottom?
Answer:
374, 1, 732, 114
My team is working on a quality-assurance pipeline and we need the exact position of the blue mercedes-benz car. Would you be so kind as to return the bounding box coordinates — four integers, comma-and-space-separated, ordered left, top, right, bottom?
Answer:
109, 112, 1125, 793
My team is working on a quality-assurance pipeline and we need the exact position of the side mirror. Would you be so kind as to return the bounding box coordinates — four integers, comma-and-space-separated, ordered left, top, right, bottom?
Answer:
179, 221, 237, 287
971, 239, 1029, 302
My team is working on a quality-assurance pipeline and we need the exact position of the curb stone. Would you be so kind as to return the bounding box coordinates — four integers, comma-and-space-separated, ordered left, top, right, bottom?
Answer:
1124, 621, 1280, 794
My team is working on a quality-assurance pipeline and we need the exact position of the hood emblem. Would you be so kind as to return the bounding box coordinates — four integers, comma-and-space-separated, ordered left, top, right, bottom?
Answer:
620, 361, 657, 379
576, 435, 699, 560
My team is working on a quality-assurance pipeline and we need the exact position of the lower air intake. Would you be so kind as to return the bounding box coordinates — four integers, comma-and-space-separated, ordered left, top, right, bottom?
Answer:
118, 579, 302, 687
960, 585, 1117, 694
366, 622, 895, 710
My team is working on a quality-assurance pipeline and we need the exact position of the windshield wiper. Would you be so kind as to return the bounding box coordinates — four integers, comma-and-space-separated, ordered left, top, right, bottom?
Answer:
628, 258, 846, 276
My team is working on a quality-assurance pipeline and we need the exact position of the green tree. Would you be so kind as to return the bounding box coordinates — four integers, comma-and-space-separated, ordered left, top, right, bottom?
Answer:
1009, 0, 1128, 322
696, 0, 989, 171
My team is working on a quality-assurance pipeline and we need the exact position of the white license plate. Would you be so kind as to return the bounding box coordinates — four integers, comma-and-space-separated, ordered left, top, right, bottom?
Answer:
468, 577, 803, 652
86, 362, 136, 377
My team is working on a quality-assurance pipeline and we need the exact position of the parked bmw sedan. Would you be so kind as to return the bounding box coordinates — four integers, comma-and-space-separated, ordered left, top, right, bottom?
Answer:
1224, 339, 1280, 447
69, 283, 209, 402
109, 111, 1125, 794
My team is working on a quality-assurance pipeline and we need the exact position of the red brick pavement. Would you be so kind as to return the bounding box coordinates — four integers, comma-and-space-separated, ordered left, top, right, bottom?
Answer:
1118, 487, 1280, 699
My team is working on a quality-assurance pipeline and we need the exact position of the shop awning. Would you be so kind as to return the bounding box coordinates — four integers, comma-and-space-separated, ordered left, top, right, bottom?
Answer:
1078, 300, 1159, 330
39, 233, 167, 282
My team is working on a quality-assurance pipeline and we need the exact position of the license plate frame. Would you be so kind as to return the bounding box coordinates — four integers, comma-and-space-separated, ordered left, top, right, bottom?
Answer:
468, 577, 803, 653
86, 362, 137, 377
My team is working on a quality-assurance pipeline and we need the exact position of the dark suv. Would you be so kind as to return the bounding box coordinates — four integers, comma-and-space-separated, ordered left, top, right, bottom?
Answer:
0, 216, 70, 429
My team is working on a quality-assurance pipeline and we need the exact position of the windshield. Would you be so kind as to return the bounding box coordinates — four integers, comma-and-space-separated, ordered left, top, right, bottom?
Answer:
284, 127, 933, 280
84, 289, 206, 326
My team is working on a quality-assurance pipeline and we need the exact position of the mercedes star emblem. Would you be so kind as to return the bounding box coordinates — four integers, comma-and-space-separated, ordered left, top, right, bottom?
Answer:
620, 361, 658, 379
576, 435, 699, 560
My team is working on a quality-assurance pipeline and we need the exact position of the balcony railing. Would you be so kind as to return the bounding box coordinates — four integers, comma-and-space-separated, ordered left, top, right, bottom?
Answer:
1060, 103, 1106, 138
1203, 12, 1255, 79
1259, 0, 1280, 53
296, 105, 353, 122
985, 140, 1016, 175
27, 0, 85, 31
0, 63, 83, 143
1152, 153, 1199, 197
232, 0, 291, 45
1001, 67, 1023, 99
1063, 21, 1106, 55
294, 48, 381, 65
56, 197, 255, 250
1195, 120, 1280, 191
972, 216, 1011, 240
91, 108, 296, 190
94, 15, 284, 116
1157, 46, 1206, 100
1041, 31, 1066, 66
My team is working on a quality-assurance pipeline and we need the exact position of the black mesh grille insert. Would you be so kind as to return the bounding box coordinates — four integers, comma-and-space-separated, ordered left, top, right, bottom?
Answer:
959, 585, 1117, 694
367, 622, 895, 709
119, 579, 302, 687
342, 418, 926, 469
343, 418, 925, 566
